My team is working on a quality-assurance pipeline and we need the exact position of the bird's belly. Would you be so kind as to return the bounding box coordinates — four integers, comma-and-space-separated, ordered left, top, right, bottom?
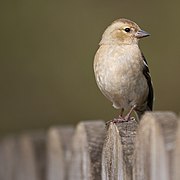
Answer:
95, 63, 148, 110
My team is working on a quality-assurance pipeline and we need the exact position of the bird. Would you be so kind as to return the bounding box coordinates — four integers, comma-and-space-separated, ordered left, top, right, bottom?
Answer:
93, 18, 154, 123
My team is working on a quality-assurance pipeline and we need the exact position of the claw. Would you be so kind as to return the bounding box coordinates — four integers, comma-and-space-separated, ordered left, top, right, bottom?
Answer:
106, 105, 137, 125
106, 116, 128, 125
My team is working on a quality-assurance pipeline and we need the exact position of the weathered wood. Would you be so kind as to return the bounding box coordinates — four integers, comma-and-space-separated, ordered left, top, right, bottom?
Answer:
133, 112, 178, 180
30, 132, 47, 180
18, 132, 47, 180
0, 111, 179, 180
102, 123, 123, 180
173, 119, 180, 180
0, 136, 17, 180
68, 121, 106, 180
116, 118, 138, 180
0, 135, 39, 180
0, 131, 46, 180
102, 119, 138, 180
47, 126, 74, 180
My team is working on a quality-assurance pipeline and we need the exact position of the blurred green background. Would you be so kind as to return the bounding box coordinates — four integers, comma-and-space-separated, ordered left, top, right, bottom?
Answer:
0, 0, 180, 135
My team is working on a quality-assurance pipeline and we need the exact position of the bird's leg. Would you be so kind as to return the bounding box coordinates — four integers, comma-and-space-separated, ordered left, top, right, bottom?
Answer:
106, 108, 125, 125
114, 105, 136, 122
106, 105, 136, 125
124, 104, 136, 121
106, 109, 128, 124
119, 108, 124, 117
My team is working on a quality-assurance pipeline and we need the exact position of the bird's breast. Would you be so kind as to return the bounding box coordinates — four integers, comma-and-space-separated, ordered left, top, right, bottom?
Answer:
94, 44, 147, 108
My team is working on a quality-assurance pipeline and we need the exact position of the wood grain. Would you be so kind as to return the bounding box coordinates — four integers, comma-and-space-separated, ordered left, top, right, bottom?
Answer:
47, 126, 74, 180
133, 112, 178, 180
68, 121, 105, 180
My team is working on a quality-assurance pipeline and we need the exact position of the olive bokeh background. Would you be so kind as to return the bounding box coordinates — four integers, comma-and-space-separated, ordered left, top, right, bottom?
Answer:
0, 0, 180, 135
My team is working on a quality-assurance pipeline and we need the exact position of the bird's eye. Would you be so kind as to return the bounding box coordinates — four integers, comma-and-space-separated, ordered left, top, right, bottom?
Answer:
124, 28, 131, 33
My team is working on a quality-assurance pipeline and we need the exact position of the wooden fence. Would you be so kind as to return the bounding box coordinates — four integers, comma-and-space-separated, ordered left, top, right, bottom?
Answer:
0, 111, 179, 180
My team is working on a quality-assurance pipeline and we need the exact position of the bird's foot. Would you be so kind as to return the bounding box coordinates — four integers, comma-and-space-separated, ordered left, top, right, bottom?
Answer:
106, 115, 135, 125
123, 114, 136, 122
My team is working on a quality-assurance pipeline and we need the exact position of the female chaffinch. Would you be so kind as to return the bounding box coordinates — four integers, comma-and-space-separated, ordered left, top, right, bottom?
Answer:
94, 18, 154, 122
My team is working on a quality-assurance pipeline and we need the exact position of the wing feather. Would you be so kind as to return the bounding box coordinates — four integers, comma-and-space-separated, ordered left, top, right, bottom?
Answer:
142, 53, 154, 110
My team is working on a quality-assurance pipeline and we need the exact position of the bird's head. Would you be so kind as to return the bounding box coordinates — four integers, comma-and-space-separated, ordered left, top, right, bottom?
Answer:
100, 18, 150, 45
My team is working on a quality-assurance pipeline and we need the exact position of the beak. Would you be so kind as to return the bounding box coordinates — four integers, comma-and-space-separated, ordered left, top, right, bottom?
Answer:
135, 29, 150, 38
